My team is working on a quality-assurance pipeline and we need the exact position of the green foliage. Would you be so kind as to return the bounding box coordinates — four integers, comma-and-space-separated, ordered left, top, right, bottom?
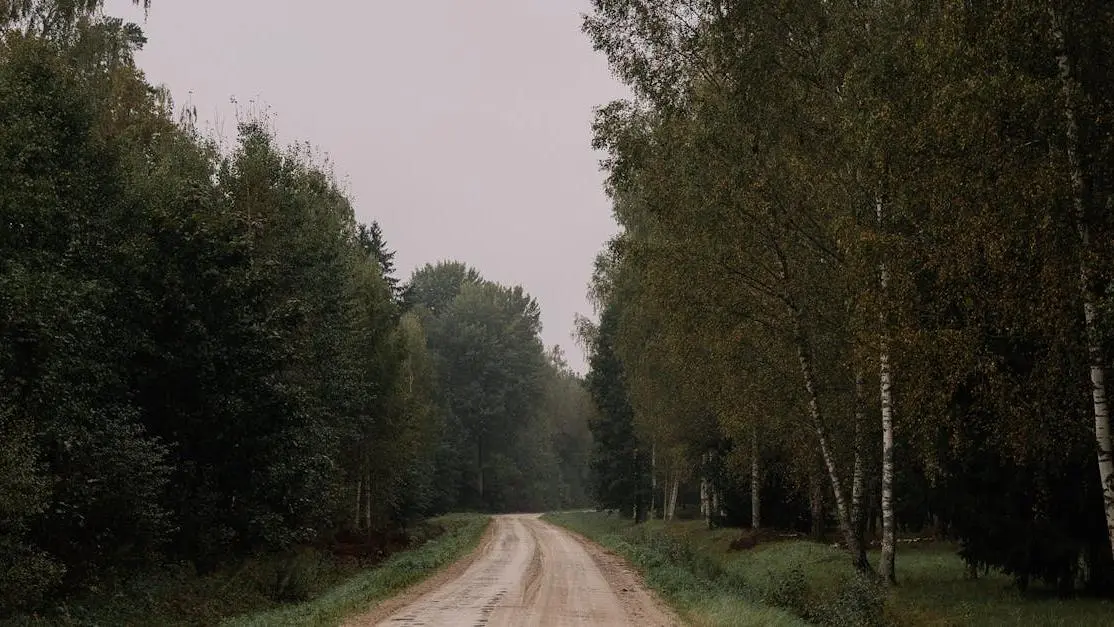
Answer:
582, 0, 1114, 593
407, 262, 594, 514
0, 5, 594, 617
584, 302, 648, 519
544, 513, 806, 626
548, 513, 1114, 626
223, 514, 489, 627
357, 221, 400, 300
0, 30, 173, 593
1, 515, 487, 627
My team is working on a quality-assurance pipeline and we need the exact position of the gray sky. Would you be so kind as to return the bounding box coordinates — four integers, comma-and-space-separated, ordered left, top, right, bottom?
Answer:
104, 0, 627, 373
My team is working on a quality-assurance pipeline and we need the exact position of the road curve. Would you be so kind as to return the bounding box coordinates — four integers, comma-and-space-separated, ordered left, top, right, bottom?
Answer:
348, 514, 680, 627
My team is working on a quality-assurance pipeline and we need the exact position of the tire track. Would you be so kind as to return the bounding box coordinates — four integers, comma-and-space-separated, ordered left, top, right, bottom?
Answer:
349, 514, 680, 627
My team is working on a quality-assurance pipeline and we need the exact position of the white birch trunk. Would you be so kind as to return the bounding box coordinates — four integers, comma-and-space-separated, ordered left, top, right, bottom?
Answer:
751, 427, 762, 530
878, 195, 897, 584
667, 475, 679, 521
1051, 11, 1114, 557
794, 319, 870, 570
774, 244, 870, 569
880, 332, 896, 583
662, 468, 669, 520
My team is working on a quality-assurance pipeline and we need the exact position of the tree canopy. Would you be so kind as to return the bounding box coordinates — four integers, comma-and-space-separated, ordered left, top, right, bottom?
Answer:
0, 10, 596, 615
580, 0, 1114, 595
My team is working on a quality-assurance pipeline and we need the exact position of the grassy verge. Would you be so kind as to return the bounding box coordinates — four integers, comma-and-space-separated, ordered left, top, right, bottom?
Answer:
545, 512, 1114, 626
544, 512, 806, 626
223, 513, 489, 626
5, 514, 488, 627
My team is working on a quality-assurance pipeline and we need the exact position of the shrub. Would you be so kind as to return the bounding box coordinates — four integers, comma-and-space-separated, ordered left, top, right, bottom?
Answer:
826, 572, 886, 627
763, 564, 808, 616
270, 549, 335, 603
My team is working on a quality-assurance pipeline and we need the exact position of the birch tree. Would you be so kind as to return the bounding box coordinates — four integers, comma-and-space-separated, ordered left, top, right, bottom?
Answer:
1048, 2, 1114, 559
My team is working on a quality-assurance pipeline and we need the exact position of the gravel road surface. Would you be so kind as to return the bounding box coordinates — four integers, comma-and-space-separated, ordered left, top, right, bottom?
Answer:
345, 514, 681, 627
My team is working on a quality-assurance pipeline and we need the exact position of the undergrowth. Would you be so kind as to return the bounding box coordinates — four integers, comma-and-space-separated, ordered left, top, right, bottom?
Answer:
544, 512, 1114, 626
3, 514, 489, 627
545, 512, 807, 626
223, 513, 489, 626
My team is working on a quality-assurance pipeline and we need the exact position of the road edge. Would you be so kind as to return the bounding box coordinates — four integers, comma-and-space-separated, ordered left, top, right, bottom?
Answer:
539, 518, 685, 626
340, 516, 497, 626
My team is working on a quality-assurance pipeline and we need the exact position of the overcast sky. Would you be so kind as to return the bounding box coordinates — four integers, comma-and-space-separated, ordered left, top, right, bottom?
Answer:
103, 0, 628, 373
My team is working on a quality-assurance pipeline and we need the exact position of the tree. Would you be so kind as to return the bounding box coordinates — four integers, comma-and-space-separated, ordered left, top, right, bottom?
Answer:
585, 303, 648, 520
357, 221, 401, 300
581, 0, 1114, 593
404, 262, 582, 513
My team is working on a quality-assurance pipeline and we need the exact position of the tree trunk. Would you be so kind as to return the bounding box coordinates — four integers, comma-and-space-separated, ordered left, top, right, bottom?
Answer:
661, 477, 668, 521
354, 478, 363, 531
712, 487, 722, 525
793, 315, 871, 570
751, 427, 761, 530
700, 451, 711, 528
852, 371, 866, 539
667, 475, 679, 521
633, 449, 645, 523
776, 247, 870, 570
809, 470, 824, 540
1051, 10, 1114, 560
659, 467, 668, 523
662, 468, 670, 520
477, 439, 485, 504
879, 194, 897, 585
880, 333, 896, 583
650, 441, 657, 520
363, 470, 372, 536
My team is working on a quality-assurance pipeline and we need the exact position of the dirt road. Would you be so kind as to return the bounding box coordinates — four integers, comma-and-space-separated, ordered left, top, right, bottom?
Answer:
346, 514, 681, 627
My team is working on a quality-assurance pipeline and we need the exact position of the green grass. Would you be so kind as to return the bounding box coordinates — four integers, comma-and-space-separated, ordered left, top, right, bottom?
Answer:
888, 544, 1114, 626
544, 512, 807, 626
4, 514, 489, 627
223, 513, 489, 627
544, 513, 1114, 627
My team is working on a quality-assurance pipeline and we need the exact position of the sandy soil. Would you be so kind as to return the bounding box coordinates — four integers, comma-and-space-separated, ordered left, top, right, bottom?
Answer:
344, 514, 682, 627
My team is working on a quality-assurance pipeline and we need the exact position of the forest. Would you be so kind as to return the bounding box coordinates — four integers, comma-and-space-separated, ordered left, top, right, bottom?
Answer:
579, 0, 1114, 597
8, 0, 1114, 622
0, 1, 594, 617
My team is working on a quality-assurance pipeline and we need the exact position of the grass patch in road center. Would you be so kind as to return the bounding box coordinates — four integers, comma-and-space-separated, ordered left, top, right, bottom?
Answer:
223, 513, 489, 627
